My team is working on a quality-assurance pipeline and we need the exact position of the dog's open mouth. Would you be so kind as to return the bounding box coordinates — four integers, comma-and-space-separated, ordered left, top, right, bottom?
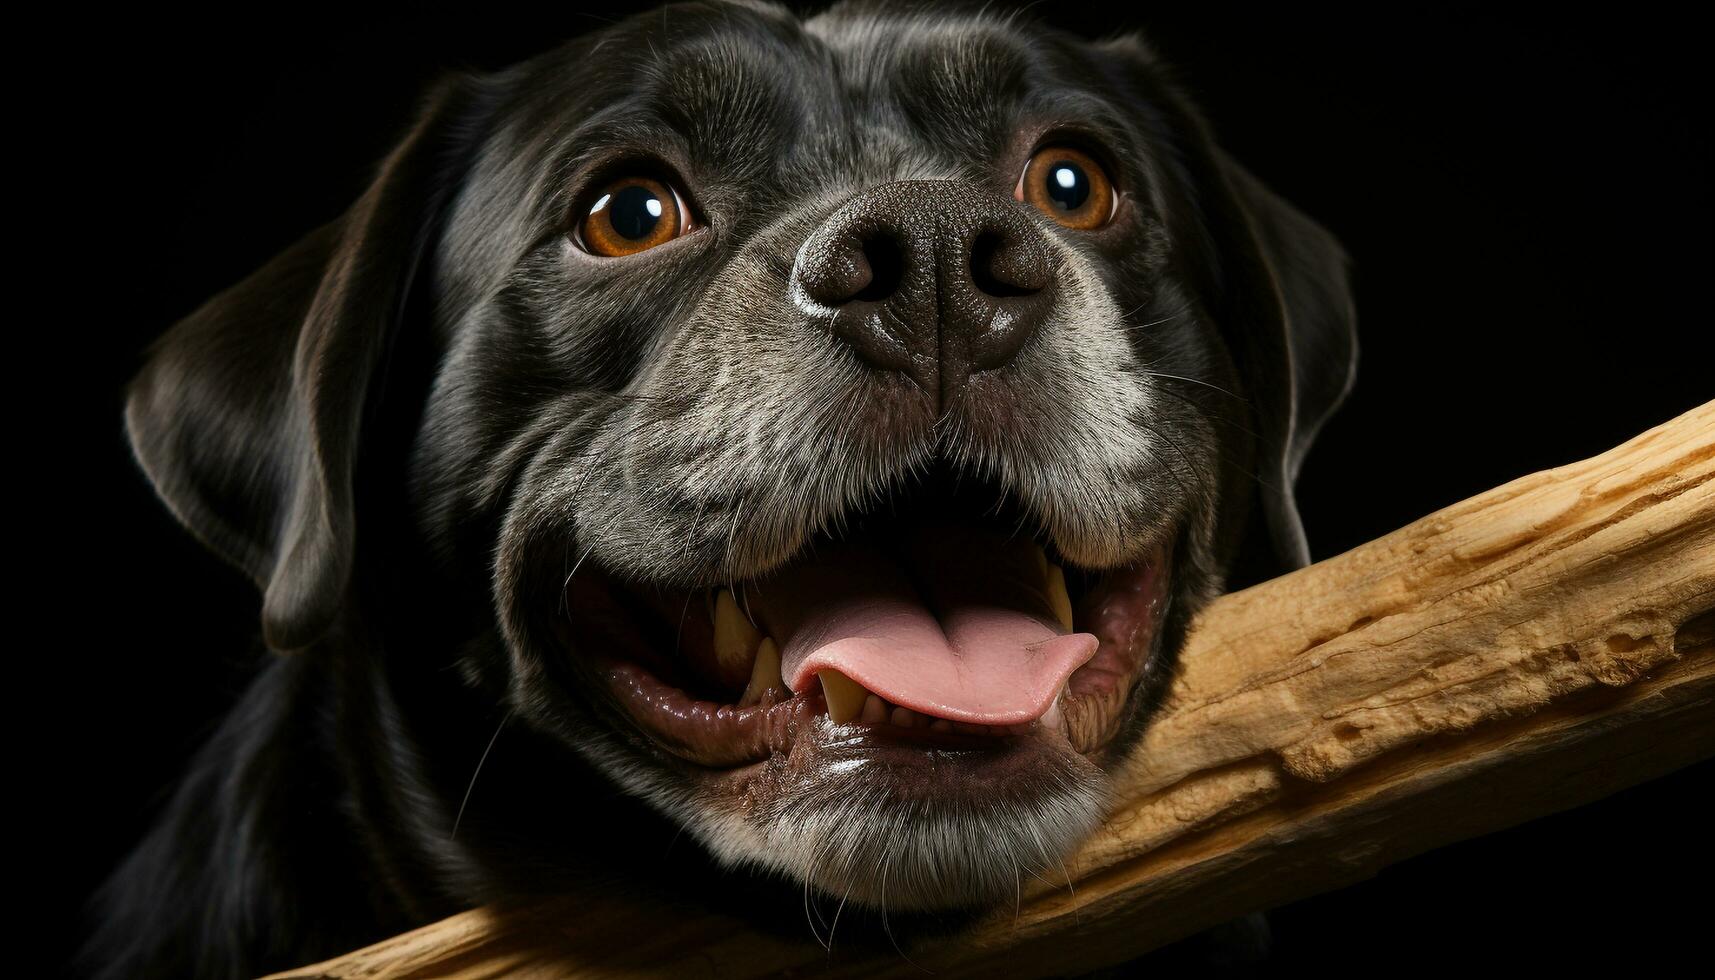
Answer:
560, 482, 1171, 769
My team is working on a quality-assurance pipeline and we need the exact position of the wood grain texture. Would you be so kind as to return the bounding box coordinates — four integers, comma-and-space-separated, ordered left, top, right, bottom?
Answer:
272, 402, 1715, 979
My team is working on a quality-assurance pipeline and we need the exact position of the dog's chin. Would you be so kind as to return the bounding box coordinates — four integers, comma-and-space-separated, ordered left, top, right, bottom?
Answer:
538, 482, 1175, 913
686, 718, 1112, 912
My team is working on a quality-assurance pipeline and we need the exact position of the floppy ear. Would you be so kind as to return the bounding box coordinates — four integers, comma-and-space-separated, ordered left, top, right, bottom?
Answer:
1204, 154, 1359, 571
1091, 35, 1358, 573
125, 74, 490, 652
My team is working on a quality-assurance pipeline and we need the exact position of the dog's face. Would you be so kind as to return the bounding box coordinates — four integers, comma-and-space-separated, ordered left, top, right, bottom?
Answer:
126, 1, 1354, 915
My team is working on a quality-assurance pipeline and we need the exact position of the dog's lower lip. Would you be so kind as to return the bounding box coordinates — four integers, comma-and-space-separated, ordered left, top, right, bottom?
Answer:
560, 533, 1171, 769
599, 661, 817, 767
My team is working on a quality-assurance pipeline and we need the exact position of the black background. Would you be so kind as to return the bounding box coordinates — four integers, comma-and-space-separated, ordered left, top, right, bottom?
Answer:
36, 2, 1709, 972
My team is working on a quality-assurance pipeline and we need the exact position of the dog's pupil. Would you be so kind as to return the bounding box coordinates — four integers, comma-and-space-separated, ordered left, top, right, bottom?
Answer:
1045, 161, 1090, 212
607, 184, 664, 240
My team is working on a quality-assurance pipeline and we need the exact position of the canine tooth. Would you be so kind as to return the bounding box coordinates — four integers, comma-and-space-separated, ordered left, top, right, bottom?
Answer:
713, 588, 762, 679
890, 705, 918, 728
1032, 544, 1049, 581
819, 670, 868, 723
1042, 686, 1067, 732
739, 637, 783, 707
1046, 562, 1074, 633
861, 694, 888, 725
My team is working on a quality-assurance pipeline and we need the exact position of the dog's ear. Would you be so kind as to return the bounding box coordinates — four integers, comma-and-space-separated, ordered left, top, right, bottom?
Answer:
1094, 36, 1359, 574
125, 74, 491, 652
1202, 153, 1359, 572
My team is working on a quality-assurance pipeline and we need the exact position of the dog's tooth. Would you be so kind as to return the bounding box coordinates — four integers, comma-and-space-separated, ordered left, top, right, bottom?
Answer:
1032, 543, 1049, 582
1046, 562, 1074, 633
713, 588, 762, 680
739, 637, 783, 707
1042, 685, 1067, 732
889, 705, 918, 728
819, 670, 868, 724
860, 694, 888, 726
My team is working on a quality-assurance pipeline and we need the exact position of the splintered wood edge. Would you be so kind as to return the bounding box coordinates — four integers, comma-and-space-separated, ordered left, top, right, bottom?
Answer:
269, 401, 1715, 980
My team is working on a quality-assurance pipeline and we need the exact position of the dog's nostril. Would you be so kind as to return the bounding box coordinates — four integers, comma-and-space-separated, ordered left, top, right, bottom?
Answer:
852, 233, 904, 303
801, 231, 906, 307
970, 230, 1047, 299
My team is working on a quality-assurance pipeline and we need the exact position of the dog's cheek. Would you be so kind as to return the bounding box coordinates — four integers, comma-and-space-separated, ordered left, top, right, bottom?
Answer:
563, 240, 939, 585
950, 238, 1213, 570
407, 235, 723, 558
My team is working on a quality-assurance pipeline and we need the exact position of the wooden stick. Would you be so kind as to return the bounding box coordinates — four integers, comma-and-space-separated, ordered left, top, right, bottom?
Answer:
272, 402, 1715, 979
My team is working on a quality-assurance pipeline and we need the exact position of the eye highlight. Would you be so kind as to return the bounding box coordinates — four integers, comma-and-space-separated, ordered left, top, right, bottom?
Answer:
1015, 146, 1115, 230
576, 176, 693, 257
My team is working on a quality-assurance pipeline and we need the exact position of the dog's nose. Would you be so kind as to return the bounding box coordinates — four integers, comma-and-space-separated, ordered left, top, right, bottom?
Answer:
793, 180, 1055, 407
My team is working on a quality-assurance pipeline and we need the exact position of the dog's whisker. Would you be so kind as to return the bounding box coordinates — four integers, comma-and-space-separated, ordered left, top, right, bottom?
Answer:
662, 822, 687, 860
450, 713, 509, 842
1145, 381, 1261, 440
1119, 304, 1195, 330
673, 591, 694, 657
1139, 420, 1209, 489
827, 887, 852, 952
802, 876, 826, 951
1012, 855, 1023, 925
561, 546, 596, 595
1139, 370, 1247, 401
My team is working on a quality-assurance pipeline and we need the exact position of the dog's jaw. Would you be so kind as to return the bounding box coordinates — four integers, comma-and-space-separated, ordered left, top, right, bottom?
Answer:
493, 409, 1193, 914
515, 558, 1174, 914
554, 544, 1176, 912
645, 719, 1113, 914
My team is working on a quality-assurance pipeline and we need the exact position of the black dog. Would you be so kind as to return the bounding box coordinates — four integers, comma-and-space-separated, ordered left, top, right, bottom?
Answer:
87, 2, 1355, 975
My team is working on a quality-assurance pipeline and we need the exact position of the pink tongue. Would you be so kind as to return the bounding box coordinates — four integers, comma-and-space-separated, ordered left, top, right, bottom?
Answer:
753, 526, 1098, 726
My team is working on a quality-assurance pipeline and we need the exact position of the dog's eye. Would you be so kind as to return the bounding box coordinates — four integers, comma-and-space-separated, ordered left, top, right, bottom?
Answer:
1015, 146, 1115, 230
576, 176, 692, 257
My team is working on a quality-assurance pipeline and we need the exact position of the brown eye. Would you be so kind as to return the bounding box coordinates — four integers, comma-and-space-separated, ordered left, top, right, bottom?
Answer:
1015, 146, 1114, 230
576, 176, 691, 257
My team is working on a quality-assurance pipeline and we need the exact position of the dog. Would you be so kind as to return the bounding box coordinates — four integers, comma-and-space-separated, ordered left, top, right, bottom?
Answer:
85, 1, 1356, 975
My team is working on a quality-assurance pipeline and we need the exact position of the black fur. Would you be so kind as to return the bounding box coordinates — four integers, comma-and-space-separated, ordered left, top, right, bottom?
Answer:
85, 2, 1356, 976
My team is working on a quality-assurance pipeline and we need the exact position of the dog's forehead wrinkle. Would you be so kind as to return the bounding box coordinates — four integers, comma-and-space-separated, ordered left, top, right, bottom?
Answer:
539, 5, 877, 198
643, 39, 824, 173
474, 6, 1164, 258
804, 4, 1059, 145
